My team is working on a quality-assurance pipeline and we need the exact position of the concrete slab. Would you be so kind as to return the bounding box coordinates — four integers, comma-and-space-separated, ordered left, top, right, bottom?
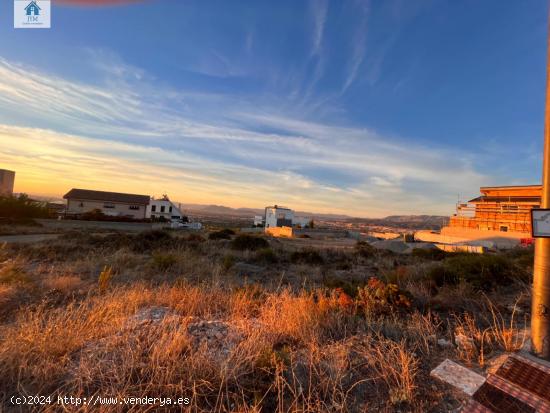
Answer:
431, 359, 486, 396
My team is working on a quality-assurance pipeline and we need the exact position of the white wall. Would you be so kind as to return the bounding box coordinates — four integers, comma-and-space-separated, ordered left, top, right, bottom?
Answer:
147, 199, 184, 221
265, 207, 294, 228
66, 199, 147, 219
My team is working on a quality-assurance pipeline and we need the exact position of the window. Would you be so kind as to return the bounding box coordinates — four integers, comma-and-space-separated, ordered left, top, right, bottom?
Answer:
160, 206, 165, 213
169, 206, 173, 213
151, 205, 156, 212
103, 203, 115, 209
79, 202, 84, 207
129, 205, 140, 210
500, 226, 508, 232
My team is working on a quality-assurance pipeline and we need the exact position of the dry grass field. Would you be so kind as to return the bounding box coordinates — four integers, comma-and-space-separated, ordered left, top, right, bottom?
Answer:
0, 229, 533, 412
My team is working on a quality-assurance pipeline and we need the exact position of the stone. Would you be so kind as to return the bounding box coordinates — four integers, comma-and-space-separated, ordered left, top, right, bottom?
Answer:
431, 359, 485, 396
437, 338, 453, 348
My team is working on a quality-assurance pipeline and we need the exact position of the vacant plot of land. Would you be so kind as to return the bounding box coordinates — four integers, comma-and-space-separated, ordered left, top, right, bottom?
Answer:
0, 229, 533, 412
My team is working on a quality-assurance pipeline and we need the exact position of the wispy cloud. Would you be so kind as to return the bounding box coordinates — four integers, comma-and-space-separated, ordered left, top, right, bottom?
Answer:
0, 54, 489, 216
341, 4, 369, 93
310, 0, 329, 57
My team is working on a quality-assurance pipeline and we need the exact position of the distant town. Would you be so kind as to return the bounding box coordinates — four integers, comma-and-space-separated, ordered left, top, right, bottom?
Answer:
1, 166, 540, 254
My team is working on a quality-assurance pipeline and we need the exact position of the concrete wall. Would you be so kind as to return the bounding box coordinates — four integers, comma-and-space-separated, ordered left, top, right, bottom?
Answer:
265, 226, 293, 238
369, 231, 401, 240
435, 244, 486, 254
415, 226, 526, 249
66, 199, 147, 219
0, 169, 15, 195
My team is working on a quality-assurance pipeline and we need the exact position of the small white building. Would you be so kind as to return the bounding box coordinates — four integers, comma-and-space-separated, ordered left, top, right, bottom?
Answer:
265, 205, 294, 229
147, 195, 185, 222
253, 215, 264, 227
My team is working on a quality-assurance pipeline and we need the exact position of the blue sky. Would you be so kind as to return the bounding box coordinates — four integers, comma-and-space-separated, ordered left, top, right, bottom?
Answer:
0, 0, 547, 216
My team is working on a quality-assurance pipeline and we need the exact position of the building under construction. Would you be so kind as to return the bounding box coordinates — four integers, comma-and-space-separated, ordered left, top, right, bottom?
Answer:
415, 185, 541, 249
449, 185, 541, 234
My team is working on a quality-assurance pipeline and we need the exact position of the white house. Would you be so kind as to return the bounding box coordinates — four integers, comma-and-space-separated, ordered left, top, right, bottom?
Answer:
146, 195, 185, 222
253, 215, 264, 227
265, 205, 294, 229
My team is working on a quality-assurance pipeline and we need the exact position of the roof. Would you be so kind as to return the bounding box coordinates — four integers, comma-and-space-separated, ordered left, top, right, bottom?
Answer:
25, 1, 41, 9
467, 195, 541, 203
63, 189, 150, 205
480, 185, 541, 191
265, 205, 292, 211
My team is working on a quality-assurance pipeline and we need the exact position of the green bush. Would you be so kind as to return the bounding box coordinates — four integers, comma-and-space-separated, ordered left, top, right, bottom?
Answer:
427, 254, 516, 291
131, 230, 173, 253
290, 249, 324, 265
152, 252, 177, 271
0, 194, 50, 219
230, 234, 269, 251
321, 276, 363, 298
357, 278, 413, 315
209, 229, 235, 240
354, 241, 376, 258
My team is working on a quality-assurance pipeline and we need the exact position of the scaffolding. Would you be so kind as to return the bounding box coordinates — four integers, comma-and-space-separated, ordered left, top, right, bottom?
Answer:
450, 200, 539, 234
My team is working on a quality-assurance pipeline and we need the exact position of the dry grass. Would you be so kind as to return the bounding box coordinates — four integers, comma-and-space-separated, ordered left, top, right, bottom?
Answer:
0, 232, 533, 412
42, 274, 85, 293
0, 283, 427, 412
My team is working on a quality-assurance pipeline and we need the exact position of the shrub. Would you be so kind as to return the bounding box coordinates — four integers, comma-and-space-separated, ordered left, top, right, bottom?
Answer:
209, 229, 235, 240
0, 194, 50, 219
290, 249, 324, 265
187, 233, 205, 243
131, 230, 172, 253
222, 255, 236, 271
411, 247, 448, 261
427, 254, 516, 291
357, 278, 412, 315
322, 276, 363, 298
152, 252, 178, 271
255, 248, 278, 264
230, 234, 269, 251
355, 241, 376, 258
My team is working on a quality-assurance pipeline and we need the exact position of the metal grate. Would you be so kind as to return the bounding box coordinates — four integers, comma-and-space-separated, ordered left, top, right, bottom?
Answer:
472, 382, 535, 413
496, 357, 550, 403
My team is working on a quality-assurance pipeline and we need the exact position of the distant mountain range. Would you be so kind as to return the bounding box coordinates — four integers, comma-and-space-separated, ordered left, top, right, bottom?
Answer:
178, 203, 448, 228
178, 203, 351, 219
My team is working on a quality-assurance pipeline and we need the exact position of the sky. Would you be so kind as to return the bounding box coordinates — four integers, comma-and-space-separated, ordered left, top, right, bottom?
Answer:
0, 0, 547, 217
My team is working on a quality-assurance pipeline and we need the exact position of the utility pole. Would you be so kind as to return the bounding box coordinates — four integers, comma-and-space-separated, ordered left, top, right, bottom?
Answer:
532, 15, 550, 360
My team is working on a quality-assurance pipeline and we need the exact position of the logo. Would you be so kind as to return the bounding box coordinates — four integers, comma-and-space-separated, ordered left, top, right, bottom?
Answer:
14, 0, 51, 28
